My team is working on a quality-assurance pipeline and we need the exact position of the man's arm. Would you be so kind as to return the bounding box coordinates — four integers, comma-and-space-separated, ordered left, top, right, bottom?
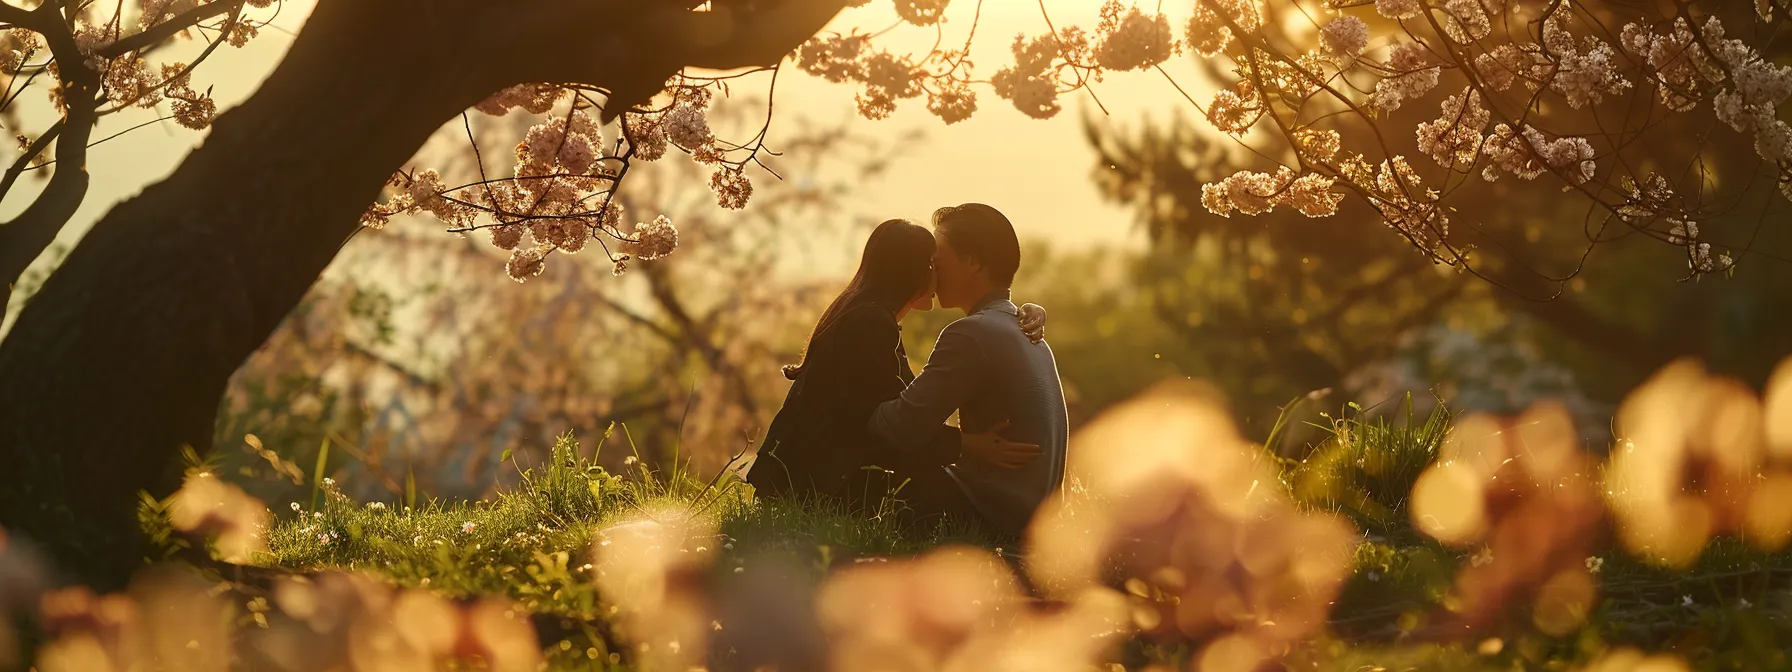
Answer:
870, 325, 982, 452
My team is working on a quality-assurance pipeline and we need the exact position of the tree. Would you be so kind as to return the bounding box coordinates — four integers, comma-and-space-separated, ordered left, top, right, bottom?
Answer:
220, 108, 894, 505
0, 0, 853, 585
3, 0, 1790, 584
1088, 108, 1792, 427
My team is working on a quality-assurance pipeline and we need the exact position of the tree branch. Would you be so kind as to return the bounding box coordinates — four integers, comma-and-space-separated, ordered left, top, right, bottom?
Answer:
0, 2, 38, 28
640, 262, 760, 419
511, 0, 852, 121
0, 120, 60, 202
0, 0, 99, 315
97, 0, 246, 59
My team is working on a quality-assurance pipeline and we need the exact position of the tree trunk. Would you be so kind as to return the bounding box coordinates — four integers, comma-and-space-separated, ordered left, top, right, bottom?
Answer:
0, 1, 504, 588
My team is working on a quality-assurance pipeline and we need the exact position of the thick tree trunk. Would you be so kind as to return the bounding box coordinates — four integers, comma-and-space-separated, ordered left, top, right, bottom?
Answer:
0, 1, 503, 588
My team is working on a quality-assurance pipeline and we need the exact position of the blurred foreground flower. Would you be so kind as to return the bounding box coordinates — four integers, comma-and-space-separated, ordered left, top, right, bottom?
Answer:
32, 567, 541, 672
1028, 383, 1357, 667
589, 513, 715, 672
1607, 356, 1792, 567
1575, 647, 1690, 672
168, 473, 270, 564
257, 570, 541, 672
35, 566, 230, 672
1408, 402, 1603, 635
253, 570, 541, 672
816, 545, 1127, 672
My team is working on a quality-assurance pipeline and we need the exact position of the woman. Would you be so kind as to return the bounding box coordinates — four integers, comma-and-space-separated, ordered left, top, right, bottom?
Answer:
746, 219, 1045, 509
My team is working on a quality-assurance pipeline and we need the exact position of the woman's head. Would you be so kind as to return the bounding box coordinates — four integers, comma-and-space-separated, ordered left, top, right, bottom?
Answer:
784, 219, 936, 380
852, 218, 937, 310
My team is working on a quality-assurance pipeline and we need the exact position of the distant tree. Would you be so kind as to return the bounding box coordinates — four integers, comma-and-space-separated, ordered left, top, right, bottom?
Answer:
3, 0, 1790, 583
1087, 113, 1792, 424
221, 110, 894, 505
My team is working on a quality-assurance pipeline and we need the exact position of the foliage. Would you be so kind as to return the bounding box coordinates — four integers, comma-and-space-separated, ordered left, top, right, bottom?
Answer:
216, 110, 900, 501
10, 360, 1792, 669
1282, 394, 1453, 537
1086, 105, 1792, 430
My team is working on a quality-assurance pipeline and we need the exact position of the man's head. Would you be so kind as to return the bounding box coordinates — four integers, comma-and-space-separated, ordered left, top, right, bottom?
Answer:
930, 203, 1020, 311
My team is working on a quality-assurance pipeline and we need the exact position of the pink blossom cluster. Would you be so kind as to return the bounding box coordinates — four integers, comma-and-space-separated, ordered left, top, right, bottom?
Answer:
893, 0, 949, 26
1414, 87, 1489, 169
1200, 166, 1343, 218
1094, 1, 1175, 72
991, 31, 1081, 119
856, 51, 923, 119
1292, 127, 1341, 162
1374, 0, 1421, 20
1185, 0, 1261, 57
1370, 42, 1440, 112
1619, 18, 1726, 113
795, 34, 869, 84
796, 32, 977, 123
1538, 16, 1631, 109
1616, 174, 1675, 222
1320, 16, 1368, 59
1342, 155, 1450, 249
1665, 218, 1734, 274
925, 81, 977, 123
620, 215, 680, 261
474, 84, 562, 117
1621, 16, 1792, 193
1439, 0, 1491, 43
1481, 124, 1596, 183
1205, 80, 1262, 135
0, 28, 35, 75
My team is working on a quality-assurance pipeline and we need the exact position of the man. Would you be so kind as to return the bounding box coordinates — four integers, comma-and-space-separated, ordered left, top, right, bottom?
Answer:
869, 203, 1070, 540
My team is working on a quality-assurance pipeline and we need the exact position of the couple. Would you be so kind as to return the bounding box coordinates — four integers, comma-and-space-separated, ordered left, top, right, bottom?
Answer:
745, 203, 1067, 541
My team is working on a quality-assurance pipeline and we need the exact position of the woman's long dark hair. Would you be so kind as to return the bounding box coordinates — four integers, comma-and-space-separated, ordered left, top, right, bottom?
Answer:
783, 219, 935, 380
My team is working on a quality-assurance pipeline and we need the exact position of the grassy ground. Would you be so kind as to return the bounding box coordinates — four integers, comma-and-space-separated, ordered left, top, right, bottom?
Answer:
220, 407, 1792, 671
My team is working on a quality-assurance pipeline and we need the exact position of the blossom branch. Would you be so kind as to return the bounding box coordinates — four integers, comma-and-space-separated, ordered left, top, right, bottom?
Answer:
96, 0, 247, 59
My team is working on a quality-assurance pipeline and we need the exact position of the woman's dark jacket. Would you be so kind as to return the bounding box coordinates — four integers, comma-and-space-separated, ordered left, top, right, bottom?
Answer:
746, 302, 932, 502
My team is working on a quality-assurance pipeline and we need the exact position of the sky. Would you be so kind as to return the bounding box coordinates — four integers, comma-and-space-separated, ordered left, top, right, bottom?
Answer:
2, 0, 1217, 328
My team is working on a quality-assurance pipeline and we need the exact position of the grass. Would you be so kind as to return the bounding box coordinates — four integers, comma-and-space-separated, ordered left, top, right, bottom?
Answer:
122, 410, 1792, 671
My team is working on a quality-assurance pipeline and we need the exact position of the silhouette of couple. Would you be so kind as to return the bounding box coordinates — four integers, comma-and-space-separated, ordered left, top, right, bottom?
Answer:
745, 203, 1068, 541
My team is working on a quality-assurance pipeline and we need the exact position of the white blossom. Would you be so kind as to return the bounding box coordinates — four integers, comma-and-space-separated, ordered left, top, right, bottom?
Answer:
621, 215, 679, 261
1320, 16, 1369, 59
1415, 88, 1490, 169
1440, 0, 1490, 42
1375, 0, 1421, 20
991, 33, 1066, 119
1481, 124, 1595, 183
505, 247, 548, 283
1370, 42, 1440, 112
1096, 3, 1174, 71
663, 103, 713, 149
1540, 16, 1631, 109
1206, 81, 1262, 135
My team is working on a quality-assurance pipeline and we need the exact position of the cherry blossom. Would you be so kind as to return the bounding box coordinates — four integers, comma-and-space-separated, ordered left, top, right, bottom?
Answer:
1320, 16, 1369, 59
1370, 42, 1441, 112
1415, 88, 1489, 169
1206, 80, 1263, 135
1095, 2, 1175, 71
622, 216, 680, 261
926, 82, 978, 124
505, 247, 548, 283
893, 0, 950, 25
710, 167, 753, 210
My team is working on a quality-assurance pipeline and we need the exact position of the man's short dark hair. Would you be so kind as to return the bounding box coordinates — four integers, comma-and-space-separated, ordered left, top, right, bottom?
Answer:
932, 203, 1020, 287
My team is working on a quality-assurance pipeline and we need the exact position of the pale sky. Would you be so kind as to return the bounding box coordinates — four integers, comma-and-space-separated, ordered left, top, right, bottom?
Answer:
4, 0, 1215, 329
